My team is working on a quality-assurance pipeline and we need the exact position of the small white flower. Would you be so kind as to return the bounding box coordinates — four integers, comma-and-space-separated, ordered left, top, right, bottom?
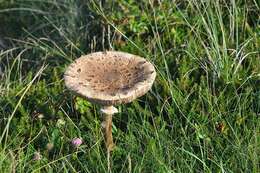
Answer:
57, 119, 65, 127
33, 152, 42, 161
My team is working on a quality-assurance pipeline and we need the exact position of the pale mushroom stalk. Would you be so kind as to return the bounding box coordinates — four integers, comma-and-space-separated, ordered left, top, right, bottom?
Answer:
100, 105, 118, 152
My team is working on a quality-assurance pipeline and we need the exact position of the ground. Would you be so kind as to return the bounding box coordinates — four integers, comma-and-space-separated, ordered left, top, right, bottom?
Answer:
0, 0, 260, 172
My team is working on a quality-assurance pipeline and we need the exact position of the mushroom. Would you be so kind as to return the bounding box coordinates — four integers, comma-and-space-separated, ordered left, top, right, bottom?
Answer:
64, 51, 156, 153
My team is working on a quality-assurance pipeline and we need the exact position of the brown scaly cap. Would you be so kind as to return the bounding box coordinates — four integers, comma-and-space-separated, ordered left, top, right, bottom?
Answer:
64, 51, 156, 105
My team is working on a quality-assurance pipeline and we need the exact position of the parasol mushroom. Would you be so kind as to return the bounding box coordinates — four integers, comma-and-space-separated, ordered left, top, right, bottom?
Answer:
64, 51, 156, 153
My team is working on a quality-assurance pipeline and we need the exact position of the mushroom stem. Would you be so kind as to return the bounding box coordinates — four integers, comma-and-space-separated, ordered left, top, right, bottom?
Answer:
100, 106, 118, 152
102, 113, 113, 151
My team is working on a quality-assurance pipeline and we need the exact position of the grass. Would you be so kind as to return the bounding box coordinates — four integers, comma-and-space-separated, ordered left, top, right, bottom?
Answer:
0, 0, 260, 172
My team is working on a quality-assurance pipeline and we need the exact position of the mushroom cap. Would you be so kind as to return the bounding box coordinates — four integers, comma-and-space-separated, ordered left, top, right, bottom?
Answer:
64, 51, 156, 105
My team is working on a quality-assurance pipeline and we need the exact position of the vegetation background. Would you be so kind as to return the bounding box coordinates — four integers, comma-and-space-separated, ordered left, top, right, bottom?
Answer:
0, 0, 259, 172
